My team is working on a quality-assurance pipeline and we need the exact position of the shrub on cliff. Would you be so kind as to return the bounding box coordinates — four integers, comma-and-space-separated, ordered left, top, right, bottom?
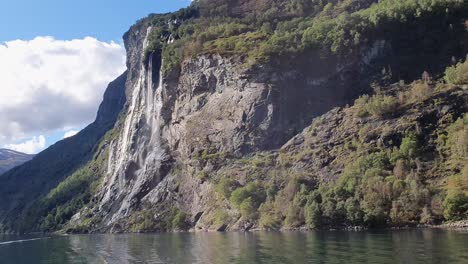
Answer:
354, 94, 399, 118
216, 178, 239, 199
230, 182, 266, 219
445, 59, 468, 85
410, 82, 433, 102
444, 190, 468, 221
438, 114, 468, 168
171, 208, 190, 230
366, 95, 400, 117
436, 114, 468, 221
399, 133, 419, 159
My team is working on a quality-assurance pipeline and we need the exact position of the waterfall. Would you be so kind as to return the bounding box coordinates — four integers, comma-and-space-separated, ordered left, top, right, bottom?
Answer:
101, 25, 170, 221
101, 27, 153, 207
145, 52, 154, 125
114, 27, 153, 175
114, 56, 166, 219
137, 54, 166, 175
107, 141, 114, 175
144, 54, 165, 155
148, 57, 165, 158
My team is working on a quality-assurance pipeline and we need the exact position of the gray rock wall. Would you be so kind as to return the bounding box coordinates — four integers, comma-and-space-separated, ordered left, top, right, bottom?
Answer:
87, 21, 388, 231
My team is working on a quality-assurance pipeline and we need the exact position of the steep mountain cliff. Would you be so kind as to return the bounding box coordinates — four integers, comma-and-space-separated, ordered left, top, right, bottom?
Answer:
0, 149, 33, 175
0, 0, 467, 233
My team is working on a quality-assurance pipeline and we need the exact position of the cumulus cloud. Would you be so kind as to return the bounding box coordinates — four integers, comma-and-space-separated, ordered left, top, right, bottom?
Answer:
63, 130, 79, 139
5, 135, 46, 154
0, 36, 126, 152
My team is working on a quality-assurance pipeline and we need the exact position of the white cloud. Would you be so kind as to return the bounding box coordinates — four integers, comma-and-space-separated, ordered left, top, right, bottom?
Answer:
63, 130, 79, 139
0, 36, 126, 149
5, 135, 46, 154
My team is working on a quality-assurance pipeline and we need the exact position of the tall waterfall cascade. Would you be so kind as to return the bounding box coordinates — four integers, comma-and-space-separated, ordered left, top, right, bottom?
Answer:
100, 27, 168, 223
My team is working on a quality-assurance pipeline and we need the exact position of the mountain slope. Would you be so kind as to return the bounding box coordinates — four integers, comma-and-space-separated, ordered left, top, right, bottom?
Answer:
0, 72, 127, 233
0, 149, 34, 175
76, 0, 466, 233
0, 0, 467, 233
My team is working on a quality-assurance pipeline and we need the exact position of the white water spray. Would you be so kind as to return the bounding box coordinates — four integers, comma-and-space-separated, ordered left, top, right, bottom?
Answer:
101, 26, 169, 221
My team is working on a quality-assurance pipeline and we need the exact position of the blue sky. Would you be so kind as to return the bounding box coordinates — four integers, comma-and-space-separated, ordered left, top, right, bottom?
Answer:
0, 0, 191, 42
0, 0, 190, 153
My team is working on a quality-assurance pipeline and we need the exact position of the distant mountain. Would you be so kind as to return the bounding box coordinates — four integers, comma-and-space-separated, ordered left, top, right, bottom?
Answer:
0, 149, 34, 175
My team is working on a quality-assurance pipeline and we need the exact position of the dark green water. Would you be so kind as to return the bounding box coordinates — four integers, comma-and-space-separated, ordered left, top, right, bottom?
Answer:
1, 229, 467, 263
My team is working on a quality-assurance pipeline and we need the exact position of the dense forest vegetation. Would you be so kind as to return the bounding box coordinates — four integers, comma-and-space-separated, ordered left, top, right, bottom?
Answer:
142, 0, 466, 75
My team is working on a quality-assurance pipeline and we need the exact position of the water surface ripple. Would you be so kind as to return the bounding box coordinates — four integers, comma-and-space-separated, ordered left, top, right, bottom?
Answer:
0, 229, 467, 263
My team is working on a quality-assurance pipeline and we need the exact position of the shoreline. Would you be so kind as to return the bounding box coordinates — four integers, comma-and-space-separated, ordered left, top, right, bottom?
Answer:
2, 220, 467, 236
430, 220, 468, 230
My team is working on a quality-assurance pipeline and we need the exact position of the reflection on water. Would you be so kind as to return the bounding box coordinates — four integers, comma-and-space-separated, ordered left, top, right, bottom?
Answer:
1, 229, 468, 264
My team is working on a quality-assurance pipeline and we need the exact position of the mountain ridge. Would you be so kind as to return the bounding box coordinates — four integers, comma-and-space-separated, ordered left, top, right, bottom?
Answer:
0, 149, 34, 175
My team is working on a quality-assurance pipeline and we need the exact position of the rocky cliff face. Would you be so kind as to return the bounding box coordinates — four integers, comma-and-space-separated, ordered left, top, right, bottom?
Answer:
74, 12, 465, 231
75, 18, 397, 232
1, 0, 466, 233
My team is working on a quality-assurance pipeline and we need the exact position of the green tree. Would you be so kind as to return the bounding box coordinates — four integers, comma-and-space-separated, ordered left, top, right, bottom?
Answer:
240, 198, 257, 220
305, 201, 322, 228
400, 133, 419, 159
443, 191, 468, 221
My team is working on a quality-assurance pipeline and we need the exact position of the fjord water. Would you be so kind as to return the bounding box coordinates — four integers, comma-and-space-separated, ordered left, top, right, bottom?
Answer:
1, 230, 467, 264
